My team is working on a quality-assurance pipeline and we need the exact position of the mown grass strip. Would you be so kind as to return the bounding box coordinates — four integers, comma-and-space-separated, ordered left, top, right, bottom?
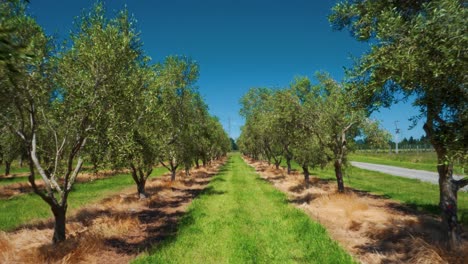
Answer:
0, 167, 168, 231
134, 153, 354, 264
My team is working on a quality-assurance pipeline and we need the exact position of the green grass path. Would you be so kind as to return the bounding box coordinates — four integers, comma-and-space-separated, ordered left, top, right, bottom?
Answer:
0, 167, 168, 231
135, 153, 354, 264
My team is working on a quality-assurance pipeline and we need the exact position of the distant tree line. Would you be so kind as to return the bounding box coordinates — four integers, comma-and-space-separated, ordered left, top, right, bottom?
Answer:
355, 135, 433, 151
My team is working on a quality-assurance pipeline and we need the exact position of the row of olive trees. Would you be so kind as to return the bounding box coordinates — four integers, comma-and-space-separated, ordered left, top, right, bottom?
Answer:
330, 0, 467, 249
238, 73, 390, 190
0, 1, 230, 244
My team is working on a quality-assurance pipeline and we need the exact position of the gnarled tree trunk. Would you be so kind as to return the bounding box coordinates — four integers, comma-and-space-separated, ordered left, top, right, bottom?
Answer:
334, 159, 345, 193
130, 163, 150, 199
436, 151, 465, 249
51, 204, 67, 244
424, 115, 467, 249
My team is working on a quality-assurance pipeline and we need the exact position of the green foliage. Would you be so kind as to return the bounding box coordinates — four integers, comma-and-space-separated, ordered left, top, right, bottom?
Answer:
239, 73, 390, 186
0, 128, 22, 170
331, 0, 467, 245
331, 0, 467, 163
0, 1, 230, 242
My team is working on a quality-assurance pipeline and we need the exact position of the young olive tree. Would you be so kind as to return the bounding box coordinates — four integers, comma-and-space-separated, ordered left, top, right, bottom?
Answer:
331, 0, 467, 248
240, 87, 284, 168
108, 58, 157, 199
156, 56, 199, 181
311, 74, 367, 193
290, 89, 329, 187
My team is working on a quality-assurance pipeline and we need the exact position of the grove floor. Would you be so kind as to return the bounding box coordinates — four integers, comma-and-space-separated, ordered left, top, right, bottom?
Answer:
1, 153, 466, 263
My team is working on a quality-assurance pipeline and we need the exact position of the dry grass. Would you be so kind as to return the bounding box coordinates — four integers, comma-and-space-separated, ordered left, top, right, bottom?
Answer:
90, 215, 140, 238
0, 231, 13, 261
0, 158, 227, 264
246, 157, 468, 264
30, 232, 106, 264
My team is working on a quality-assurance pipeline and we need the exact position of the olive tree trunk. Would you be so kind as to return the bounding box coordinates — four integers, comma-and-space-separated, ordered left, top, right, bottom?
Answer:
334, 159, 345, 193
5, 161, 11, 176
302, 165, 310, 188
130, 163, 152, 199
286, 158, 292, 174
168, 168, 175, 181
436, 154, 466, 249
424, 118, 468, 249
51, 204, 67, 243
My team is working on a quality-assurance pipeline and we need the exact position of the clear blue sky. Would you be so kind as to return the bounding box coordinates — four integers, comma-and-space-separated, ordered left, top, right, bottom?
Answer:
28, 0, 424, 141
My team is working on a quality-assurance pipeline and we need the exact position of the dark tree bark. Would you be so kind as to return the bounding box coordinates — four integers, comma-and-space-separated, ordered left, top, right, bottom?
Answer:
275, 161, 280, 170
137, 179, 147, 199
334, 159, 345, 193
130, 163, 151, 199
171, 169, 176, 181
52, 205, 67, 244
437, 161, 460, 248
286, 158, 292, 174
195, 159, 200, 169
424, 113, 468, 249
5, 161, 11, 175
302, 165, 310, 188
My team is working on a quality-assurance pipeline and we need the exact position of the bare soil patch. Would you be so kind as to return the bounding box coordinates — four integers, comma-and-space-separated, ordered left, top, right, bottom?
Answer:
0, 159, 225, 264
244, 157, 468, 264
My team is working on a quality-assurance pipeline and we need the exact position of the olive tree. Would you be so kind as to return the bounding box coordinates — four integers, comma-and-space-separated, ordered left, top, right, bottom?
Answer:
156, 56, 199, 181
1, 3, 146, 243
240, 87, 284, 168
331, 0, 467, 248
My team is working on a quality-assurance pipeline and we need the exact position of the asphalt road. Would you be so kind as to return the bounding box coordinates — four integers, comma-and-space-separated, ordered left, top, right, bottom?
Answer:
350, 161, 467, 191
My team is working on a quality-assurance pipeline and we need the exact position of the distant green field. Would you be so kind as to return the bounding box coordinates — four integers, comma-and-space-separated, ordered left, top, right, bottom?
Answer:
0, 167, 168, 231
135, 153, 354, 264
350, 151, 465, 176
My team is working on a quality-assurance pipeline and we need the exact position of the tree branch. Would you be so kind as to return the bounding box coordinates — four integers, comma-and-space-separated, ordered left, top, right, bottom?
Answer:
455, 178, 468, 190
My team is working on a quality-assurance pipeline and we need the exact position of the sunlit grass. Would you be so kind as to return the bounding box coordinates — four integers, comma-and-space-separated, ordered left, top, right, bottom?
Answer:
135, 153, 354, 264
